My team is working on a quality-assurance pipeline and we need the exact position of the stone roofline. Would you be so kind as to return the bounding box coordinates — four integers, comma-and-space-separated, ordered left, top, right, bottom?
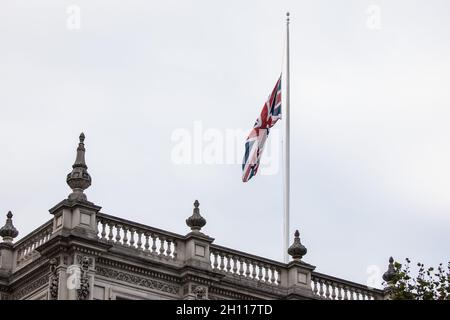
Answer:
0, 133, 392, 300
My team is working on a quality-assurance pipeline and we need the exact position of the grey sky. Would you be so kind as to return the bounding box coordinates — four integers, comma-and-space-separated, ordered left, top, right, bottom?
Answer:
0, 0, 449, 287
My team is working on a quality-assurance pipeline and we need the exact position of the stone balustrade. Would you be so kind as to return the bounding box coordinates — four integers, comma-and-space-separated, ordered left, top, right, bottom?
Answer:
210, 245, 283, 286
96, 213, 384, 299
311, 272, 384, 300
0, 133, 393, 300
14, 219, 53, 269
96, 213, 184, 260
7, 212, 385, 300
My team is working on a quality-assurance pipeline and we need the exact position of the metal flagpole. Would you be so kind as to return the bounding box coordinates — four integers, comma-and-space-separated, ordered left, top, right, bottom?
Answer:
283, 12, 291, 263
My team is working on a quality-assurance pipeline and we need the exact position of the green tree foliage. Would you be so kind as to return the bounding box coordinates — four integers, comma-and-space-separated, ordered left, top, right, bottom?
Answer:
387, 258, 450, 300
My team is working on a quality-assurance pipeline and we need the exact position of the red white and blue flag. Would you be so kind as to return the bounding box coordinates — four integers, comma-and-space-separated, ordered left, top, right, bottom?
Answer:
242, 75, 282, 182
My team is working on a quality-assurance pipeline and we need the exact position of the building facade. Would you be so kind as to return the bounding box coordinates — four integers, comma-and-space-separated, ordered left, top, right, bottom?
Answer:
0, 133, 392, 300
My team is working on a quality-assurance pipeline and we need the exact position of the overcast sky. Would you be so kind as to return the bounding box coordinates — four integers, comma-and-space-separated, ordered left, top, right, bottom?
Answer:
0, 0, 449, 288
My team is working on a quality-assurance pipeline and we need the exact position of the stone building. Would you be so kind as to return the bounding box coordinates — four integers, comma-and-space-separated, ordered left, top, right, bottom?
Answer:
0, 133, 392, 300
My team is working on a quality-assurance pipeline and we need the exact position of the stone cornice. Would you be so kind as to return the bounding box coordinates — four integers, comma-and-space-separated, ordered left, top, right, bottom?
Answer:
104, 243, 181, 270
95, 265, 180, 297
97, 257, 181, 284
11, 273, 49, 300
212, 276, 285, 299
208, 286, 258, 300
9, 256, 48, 285
49, 199, 101, 215
36, 234, 112, 259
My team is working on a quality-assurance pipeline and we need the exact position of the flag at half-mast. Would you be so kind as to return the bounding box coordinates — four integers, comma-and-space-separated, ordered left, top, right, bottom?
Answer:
242, 75, 282, 182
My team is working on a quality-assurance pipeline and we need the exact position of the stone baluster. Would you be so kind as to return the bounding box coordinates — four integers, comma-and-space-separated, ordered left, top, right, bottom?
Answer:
317, 279, 324, 298
100, 221, 106, 240
213, 252, 218, 269
325, 281, 331, 299
166, 239, 172, 257
115, 224, 122, 244
331, 283, 337, 300
245, 260, 251, 278
219, 253, 225, 272
250, 261, 256, 280
144, 233, 150, 252
172, 240, 178, 260
312, 278, 318, 295
337, 285, 343, 300
151, 234, 157, 254
129, 228, 135, 247
276, 269, 282, 286
23, 244, 28, 257
270, 267, 276, 285
122, 226, 129, 246
108, 223, 114, 242
159, 237, 165, 256
257, 263, 263, 281
264, 265, 270, 282
232, 256, 238, 274
136, 231, 143, 250
226, 254, 231, 273
238, 258, 244, 276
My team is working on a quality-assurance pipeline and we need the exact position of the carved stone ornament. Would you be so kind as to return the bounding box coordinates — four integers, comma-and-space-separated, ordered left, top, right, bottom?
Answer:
0, 211, 19, 242
49, 258, 59, 300
382, 257, 397, 283
193, 285, 207, 300
287, 230, 307, 261
96, 266, 179, 295
67, 133, 92, 202
77, 256, 90, 300
186, 200, 206, 232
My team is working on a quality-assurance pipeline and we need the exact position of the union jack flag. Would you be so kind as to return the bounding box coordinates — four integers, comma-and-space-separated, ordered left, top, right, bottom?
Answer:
242, 75, 282, 182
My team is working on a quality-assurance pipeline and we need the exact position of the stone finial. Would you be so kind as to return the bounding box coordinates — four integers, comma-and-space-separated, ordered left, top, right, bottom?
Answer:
0, 211, 19, 243
66, 132, 92, 201
288, 230, 307, 261
186, 200, 206, 232
382, 257, 397, 283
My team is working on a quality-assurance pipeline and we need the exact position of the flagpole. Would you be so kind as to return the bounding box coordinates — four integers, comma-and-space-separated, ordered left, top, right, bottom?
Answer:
283, 12, 291, 263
